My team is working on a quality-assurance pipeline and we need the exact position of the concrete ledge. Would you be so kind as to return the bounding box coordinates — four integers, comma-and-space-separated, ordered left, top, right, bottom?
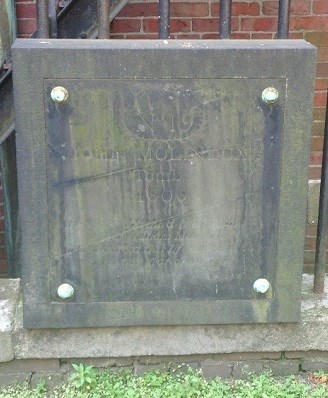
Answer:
0, 275, 328, 361
0, 279, 20, 362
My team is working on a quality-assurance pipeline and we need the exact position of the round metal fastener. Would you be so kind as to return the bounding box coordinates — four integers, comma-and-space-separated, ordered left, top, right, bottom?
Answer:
253, 278, 270, 294
57, 283, 74, 299
51, 86, 69, 103
262, 87, 279, 105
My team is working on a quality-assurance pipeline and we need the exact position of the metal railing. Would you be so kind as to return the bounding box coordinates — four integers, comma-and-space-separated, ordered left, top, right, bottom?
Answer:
35, 0, 292, 40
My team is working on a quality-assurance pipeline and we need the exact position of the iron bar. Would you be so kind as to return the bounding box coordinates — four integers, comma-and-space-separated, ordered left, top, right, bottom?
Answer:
159, 0, 170, 39
0, 69, 11, 88
90, 0, 130, 39
57, 0, 78, 19
277, 0, 291, 39
49, 0, 58, 38
219, 0, 232, 39
36, 0, 50, 38
314, 95, 328, 293
0, 124, 15, 147
98, 0, 110, 39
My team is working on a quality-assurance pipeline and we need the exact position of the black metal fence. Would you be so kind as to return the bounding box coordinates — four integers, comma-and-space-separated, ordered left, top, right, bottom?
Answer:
35, 0, 292, 39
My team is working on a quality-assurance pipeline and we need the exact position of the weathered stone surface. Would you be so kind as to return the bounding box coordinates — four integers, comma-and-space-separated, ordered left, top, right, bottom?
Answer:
284, 351, 309, 359
211, 352, 282, 361
134, 363, 170, 376
63, 357, 133, 368
30, 372, 66, 389
0, 275, 325, 361
233, 360, 300, 378
11, 276, 328, 359
0, 373, 30, 387
0, 279, 20, 301
0, 331, 13, 363
12, 317, 328, 359
301, 358, 328, 372
199, 359, 233, 379
0, 359, 60, 373
0, 279, 20, 362
137, 355, 205, 365
12, 39, 316, 328
0, 301, 12, 333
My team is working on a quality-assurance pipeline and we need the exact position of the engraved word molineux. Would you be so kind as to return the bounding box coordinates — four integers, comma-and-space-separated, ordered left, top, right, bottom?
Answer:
68, 146, 254, 162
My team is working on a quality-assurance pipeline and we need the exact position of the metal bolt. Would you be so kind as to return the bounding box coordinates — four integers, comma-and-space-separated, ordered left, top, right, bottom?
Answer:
57, 283, 74, 299
262, 87, 279, 105
51, 86, 69, 103
253, 278, 270, 294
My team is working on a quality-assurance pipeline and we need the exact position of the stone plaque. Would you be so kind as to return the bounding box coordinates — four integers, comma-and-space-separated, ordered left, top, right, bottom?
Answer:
12, 39, 316, 328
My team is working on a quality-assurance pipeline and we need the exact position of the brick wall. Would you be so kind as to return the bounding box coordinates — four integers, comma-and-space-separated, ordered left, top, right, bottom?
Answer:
0, 0, 326, 276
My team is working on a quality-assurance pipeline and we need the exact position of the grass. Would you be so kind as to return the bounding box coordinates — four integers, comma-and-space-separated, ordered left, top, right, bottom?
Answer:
0, 365, 328, 397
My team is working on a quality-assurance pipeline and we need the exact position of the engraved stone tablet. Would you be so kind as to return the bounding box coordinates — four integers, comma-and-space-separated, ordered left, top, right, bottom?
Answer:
46, 77, 284, 302
12, 39, 316, 328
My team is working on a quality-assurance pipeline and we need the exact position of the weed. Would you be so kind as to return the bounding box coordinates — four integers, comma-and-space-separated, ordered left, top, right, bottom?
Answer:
0, 366, 328, 397
70, 363, 97, 391
35, 380, 47, 395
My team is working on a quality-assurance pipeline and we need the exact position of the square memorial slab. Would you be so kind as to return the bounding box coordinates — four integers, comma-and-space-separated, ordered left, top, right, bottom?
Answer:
12, 39, 316, 328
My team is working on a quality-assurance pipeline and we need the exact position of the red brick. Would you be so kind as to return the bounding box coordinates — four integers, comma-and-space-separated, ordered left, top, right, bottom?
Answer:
170, 19, 191, 33
309, 166, 322, 179
290, 17, 328, 32
110, 34, 125, 39
288, 32, 304, 39
174, 33, 201, 38
240, 17, 277, 32
310, 151, 323, 165
192, 18, 219, 32
313, 107, 327, 122
142, 19, 193, 36
305, 236, 316, 251
231, 32, 251, 39
306, 225, 318, 236
315, 78, 328, 91
192, 17, 238, 32
251, 32, 274, 39
202, 33, 219, 39
305, 32, 328, 47
212, 2, 260, 18
125, 34, 157, 39
15, 2, 36, 18
232, 2, 260, 16
263, 0, 311, 16
312, 121, 326, 136
171, 3, 209, 18
0, 259, 7, 276
316, 63, 328, 78
111, 19, 141, 33
314, 91, 327, 107
116, 3, 158, 18
211, 3, 261, 18
17, 18, 37, 35
318, 48, 328, 63
313, 1, 328, 15
143, 19, 159, 33
311, 136, 324, 152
